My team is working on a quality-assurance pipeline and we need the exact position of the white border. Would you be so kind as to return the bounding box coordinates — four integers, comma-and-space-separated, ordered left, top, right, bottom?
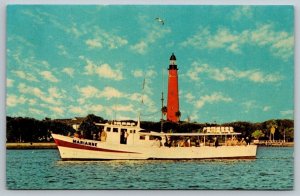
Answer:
0, 1, 299, 196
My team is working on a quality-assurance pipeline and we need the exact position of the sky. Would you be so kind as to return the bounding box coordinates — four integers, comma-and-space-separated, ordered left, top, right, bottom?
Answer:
6, 5, 294, 123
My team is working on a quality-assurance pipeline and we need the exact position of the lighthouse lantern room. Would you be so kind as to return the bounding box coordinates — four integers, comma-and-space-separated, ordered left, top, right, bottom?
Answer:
166, 53, 180, 122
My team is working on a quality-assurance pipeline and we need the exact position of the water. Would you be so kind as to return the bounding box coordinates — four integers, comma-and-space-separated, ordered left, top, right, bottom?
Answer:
6, 147, 294, 190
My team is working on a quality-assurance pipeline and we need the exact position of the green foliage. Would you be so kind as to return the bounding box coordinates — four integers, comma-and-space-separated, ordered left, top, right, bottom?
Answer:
6, 114, 106, 142
252, 130, 265, 139
6, 115, 294, 143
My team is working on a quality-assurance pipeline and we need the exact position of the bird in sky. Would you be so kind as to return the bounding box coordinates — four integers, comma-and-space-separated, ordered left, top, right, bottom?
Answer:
155, 17, 164, 25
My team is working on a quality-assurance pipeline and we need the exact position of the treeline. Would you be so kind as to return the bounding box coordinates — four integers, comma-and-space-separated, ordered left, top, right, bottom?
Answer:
6, 114, 294, 142
141, 119, 294, 141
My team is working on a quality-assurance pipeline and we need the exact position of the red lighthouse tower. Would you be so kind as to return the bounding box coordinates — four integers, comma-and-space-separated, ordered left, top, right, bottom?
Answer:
167, 53, 180, 122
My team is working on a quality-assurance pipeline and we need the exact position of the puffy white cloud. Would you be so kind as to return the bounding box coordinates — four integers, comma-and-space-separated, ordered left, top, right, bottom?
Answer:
185, 93, 195, 103
7, 94, 27, 107
49, 106, 64, 115
111, 104, 134, 112
62, 67, 74, 77
195, 92, 232, 109
13, 70, 39, 82
181, 24, 293, 60
40, 71, 59, 82
130, 41, 147, 54
85, 28, 128, 49
7, 78, 14, 87
85, 39, 103, 48
280, 110, 293, 118
187, 62, 283, 83
100, 87, 123, 100
132, 69, 144, 78
84, 60, 123, 81
29, 108, 45, 115
76, 85, 99, 98
263, 106, 271, 112
69, 106, 86, 115
18, 83, 64, 106
231, 6, 253, 21
131, 23, 171, 54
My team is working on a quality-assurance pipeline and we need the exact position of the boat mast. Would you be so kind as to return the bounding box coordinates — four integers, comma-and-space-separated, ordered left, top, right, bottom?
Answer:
161, 92, 164, 133
161, 65, 164, 133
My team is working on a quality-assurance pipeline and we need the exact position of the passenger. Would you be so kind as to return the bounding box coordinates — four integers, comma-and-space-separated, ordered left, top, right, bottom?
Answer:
232, 136, 238, 146
240, 138, 247, 146
214, 137, 219, 147
100, 130, 107, 142
178, 140, 185, 147
74, 132, 80, 138
124, 131, 129, 144
246, 137, 251, 145
92, 133, 97, 140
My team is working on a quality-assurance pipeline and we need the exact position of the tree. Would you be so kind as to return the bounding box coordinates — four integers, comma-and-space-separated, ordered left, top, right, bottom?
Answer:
175, 111, 181, 122
161, 106, 167, 116
251, 130, 265, 140
78, 114, 103, 139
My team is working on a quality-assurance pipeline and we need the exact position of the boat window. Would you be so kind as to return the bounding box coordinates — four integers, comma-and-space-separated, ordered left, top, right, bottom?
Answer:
107, 127, 111, 132
113, 128, 118, 133
121, 128, 127, 133
140, 135, 145, 140
149, 136, 156, 140
133, 130, 136, 133
129, 130, 132, 133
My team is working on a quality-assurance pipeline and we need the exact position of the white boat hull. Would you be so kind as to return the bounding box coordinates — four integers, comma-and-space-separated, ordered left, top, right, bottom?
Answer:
52, 134, 257, 160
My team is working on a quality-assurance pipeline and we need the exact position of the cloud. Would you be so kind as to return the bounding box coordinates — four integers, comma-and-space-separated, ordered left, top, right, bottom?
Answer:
76, 85, 124, 100
49, 106, 64, 115
69, 106, 86, 115
84, 59, 123, 80
231, 6, 253, 21
85, 27, 128, 49
13, 70, 39, 82
130, 23, 171, 54
195, 92, 233, 109
100, 87, 124, 100
132, 69, 144, 78
57, 45, 69, 56
18, 83, 64, 105
280, 110, 293, 118
7, 78, 14, 87
40, 71, 59, 82
263, 106, 271, 112
181, 24, 293, 60
7, 94, 27, 107
185, 93, 195, 103
62, 67, 74, 77
130, 41, 147, 54
85, 39, 103, 49
29, 108, 45, 116
112, 104, 134, 112
187, 62, 283, 83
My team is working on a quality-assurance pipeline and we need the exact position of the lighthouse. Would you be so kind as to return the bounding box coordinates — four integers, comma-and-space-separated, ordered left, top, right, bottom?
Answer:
166, 53, 180, 122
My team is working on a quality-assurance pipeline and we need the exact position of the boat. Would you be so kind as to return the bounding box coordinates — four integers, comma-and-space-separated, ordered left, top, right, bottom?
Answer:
52, 53, 257, 160
52, 119, 257, 160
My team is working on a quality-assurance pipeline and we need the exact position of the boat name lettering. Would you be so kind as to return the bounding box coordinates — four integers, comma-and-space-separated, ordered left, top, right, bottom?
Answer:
73, 139, 97, 147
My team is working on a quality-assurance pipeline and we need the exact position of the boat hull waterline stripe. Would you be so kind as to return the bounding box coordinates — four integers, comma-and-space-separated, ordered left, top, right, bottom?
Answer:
54, 139, 140, 154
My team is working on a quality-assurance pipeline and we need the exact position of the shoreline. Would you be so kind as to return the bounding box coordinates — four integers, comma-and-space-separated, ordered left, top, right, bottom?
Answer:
6, 142, 57, 149
6, 142, 294, 149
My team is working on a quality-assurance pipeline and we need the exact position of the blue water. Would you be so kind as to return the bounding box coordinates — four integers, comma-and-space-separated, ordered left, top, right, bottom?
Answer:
6, 147, 294, 190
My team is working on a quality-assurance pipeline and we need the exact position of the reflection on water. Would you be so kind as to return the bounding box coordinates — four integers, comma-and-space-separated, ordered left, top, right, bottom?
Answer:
6, 147, 293, 190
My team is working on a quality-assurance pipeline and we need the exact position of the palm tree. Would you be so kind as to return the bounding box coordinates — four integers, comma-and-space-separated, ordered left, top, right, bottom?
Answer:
161, 106, 167, 116
175, 111, 181, 122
